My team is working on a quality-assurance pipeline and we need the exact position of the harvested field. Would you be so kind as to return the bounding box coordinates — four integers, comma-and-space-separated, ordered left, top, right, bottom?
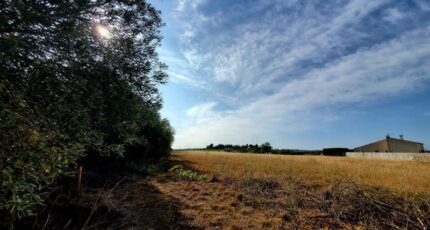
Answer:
174, 151, 430, 195
25, 151, 430, 229
164, 151, 430, 229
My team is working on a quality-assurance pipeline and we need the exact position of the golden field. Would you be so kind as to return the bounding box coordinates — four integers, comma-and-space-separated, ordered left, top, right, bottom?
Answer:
173, 151, 430, 195
37, 150, 429, 229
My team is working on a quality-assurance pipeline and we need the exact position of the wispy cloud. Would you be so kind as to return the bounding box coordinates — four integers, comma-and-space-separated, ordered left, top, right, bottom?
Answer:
177, 0, 394, 97
175, 27, 430, 148
176, 0, 207, 13
413, 0, 430, 11
383, 8, 405, 23
187, 102, 217, 118
166, 0, 430, 148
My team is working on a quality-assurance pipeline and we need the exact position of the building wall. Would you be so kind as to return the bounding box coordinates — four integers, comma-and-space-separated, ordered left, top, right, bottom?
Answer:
354, 140, 389, 152
346, 152, 430, 161
387, 139, 424, 153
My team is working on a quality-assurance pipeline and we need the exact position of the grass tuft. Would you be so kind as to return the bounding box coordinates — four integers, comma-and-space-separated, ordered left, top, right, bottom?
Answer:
169, 165, 209, 181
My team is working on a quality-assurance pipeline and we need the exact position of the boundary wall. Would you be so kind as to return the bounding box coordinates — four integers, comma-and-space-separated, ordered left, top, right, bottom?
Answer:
346, 152, 430, 161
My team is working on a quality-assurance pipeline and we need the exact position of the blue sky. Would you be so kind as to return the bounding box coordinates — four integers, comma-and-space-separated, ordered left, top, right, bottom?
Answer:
149, 0, 430, 150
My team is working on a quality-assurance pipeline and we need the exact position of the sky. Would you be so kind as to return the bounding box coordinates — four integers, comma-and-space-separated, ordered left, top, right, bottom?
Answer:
148, 0, 430, 150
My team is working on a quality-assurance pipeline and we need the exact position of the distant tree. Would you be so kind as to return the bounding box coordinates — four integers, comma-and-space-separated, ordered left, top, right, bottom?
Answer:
261, 142, 272, 153
206, 143, 214, 149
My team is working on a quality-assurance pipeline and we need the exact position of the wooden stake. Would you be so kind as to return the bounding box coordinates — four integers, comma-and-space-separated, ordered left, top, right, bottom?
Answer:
78, 164, 83, 192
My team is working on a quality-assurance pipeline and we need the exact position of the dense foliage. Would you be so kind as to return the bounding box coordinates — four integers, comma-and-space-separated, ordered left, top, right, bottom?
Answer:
206, 143, 321, 155
206, 143, 273, 153
0, 0, 172, 225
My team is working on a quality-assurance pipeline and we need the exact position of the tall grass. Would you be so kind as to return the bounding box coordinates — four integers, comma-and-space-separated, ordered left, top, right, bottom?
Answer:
173, 151, 430, 196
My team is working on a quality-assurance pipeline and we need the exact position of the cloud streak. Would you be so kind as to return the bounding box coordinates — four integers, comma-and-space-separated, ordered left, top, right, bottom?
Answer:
165, 0, 430, 148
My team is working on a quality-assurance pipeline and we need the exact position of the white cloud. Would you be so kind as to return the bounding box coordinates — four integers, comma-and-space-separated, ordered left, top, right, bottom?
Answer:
383, 8, 405, 23
177, 0, 389, 98
166, 70, 198, 85
158, 48, 211, 89
329, 0, 388, 31
167, 0, 430, 148
173, 27, 430, 148
176, 0, 206, 12
413, 0, 430, 11
251, 27, 430, 108
186, 102, 216, 117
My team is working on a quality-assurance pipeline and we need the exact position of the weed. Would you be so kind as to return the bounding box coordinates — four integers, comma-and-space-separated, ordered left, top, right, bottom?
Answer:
169, 165, 208, 181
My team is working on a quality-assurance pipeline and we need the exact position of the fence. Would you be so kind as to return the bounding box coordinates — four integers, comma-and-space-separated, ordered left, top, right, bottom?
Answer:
346, 152, 430, 162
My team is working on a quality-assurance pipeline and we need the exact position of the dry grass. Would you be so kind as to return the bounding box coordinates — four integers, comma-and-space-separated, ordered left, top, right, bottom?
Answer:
172, 151, 430, 196
163, 151, 430, 229
25, 151, 430, 229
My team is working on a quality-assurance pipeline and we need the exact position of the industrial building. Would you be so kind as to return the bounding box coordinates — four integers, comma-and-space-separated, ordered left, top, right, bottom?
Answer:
354, 136, 424, 153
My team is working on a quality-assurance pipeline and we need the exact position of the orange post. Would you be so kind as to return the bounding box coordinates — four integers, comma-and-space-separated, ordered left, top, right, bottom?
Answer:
77, 164, 83, 191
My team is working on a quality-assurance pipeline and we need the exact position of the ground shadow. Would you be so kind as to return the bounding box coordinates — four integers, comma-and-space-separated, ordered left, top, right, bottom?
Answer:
16, 169, 201, 230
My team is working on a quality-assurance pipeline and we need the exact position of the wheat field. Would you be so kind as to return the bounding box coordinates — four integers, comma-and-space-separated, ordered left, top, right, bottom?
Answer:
172, 151, 430, 195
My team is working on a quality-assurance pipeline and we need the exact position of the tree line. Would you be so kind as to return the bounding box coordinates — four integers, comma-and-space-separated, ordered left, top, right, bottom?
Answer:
206, 143, 323, 155
206, 143, 273, 153
0, 0, 172, 227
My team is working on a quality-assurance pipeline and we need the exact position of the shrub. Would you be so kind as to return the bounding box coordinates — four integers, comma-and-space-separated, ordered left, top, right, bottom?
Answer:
0, 107, 83, 224
169, 165, 208, 181
0, 0, 170, 227
124, 111, 174, 164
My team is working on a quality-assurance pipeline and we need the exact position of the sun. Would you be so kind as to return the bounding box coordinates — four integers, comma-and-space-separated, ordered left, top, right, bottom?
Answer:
95, 24, 112, 39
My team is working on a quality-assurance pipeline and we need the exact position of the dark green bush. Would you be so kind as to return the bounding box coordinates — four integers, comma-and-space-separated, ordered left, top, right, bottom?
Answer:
0, 0, 171, 227
0, 102, 82, 223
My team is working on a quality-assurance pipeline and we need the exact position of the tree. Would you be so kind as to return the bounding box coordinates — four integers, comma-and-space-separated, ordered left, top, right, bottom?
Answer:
0, 0, 169, 224
261, 142, 272, 153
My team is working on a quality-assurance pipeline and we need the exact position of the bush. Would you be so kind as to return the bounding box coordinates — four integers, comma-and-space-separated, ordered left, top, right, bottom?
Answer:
0, 106, 83, 224
169, 165, 208, 181
124, 111, 174, 164
0, 0, 170, 227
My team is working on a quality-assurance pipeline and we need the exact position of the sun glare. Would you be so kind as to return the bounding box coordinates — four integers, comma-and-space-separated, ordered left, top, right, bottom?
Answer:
95, 24, 111, 39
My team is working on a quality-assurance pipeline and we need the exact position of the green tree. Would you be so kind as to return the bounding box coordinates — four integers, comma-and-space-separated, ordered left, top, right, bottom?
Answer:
261, 142, 272, 153
0, 0, 170, 225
